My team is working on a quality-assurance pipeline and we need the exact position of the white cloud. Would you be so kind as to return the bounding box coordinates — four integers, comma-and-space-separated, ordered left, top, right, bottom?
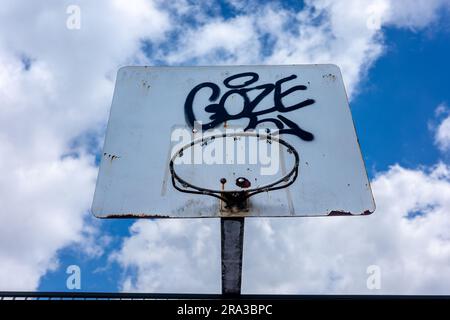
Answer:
112, 219, 221, 293
435, 103, 448, 117
434, 104, 450, 152
161, 0, 449, 97
436, 117, 450, 152
385, 0, 450, 29
244, 163, 450, 294
166, 15, 260, 65
0, 155, 96, 289
0, 0, 170, 290
163, 2, 386, 96
113, 163, 450, 294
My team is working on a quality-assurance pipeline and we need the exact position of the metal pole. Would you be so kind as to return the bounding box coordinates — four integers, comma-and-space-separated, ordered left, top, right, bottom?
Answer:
221, 217, 245, 296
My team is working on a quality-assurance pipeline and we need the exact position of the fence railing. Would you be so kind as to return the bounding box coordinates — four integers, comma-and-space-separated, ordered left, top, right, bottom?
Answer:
1, 291, 449, 301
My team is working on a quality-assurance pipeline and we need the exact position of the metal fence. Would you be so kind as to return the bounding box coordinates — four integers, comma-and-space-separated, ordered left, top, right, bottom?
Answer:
1, 292, 449, 301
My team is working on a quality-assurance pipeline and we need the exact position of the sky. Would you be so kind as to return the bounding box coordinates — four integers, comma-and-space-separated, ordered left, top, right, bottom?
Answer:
1, 0, 450, 294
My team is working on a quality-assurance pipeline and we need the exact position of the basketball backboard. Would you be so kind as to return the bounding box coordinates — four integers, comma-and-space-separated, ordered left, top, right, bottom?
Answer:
92, 65, 375, 218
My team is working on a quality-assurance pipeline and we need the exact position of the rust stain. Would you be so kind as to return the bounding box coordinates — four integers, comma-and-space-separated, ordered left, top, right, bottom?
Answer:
322, 73, 336, 81
328, 210, 353, 216
328, 209, 373, 216
220, 178, 226, 191
104, 213, 170, 219
141, 80, 151, 89
103, 152, 120, 162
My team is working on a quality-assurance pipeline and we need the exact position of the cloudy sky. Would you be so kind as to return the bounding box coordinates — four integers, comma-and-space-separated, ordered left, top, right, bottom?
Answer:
1, 0, 450, 294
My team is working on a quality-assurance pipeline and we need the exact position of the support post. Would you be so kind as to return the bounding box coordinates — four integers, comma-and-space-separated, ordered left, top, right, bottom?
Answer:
221, 217, 245, 296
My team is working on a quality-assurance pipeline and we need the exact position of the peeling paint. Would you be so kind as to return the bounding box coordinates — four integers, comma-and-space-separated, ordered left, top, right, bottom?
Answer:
328, 210, 353, 216
322, 73, 336, 81
103, 152, 120, 162
328, 209, 374, 216
103, 213, 170, 219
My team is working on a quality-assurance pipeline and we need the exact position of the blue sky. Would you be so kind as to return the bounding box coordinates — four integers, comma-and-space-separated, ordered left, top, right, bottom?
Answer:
355, 26, 450, 172
1, 0, 450, 294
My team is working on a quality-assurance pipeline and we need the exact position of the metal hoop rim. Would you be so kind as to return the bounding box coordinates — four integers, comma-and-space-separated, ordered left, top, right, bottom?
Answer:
169, 131, 300, 204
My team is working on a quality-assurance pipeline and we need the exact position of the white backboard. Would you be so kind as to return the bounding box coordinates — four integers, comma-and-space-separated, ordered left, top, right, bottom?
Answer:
92, 65, 375, 218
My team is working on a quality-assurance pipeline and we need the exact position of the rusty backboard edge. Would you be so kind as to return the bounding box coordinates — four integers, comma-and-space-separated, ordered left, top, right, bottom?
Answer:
334, 63, 377, 216
91, 209, 375, 219
95, 213, 171, 219
327, 209, 374, 217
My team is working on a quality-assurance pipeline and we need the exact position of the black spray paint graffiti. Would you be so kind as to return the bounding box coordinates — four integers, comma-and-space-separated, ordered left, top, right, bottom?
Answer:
184, 72, 315, 141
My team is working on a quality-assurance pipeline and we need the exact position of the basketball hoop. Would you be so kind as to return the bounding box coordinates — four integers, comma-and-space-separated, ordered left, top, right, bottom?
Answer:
93, 65, 375, 296
169, 131, 300, 211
